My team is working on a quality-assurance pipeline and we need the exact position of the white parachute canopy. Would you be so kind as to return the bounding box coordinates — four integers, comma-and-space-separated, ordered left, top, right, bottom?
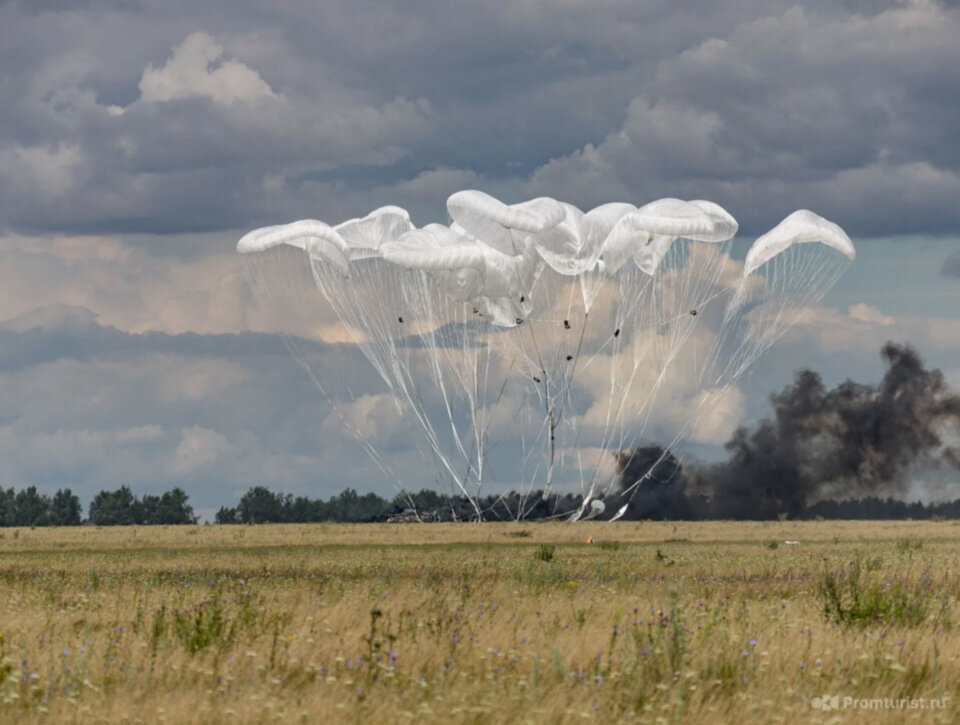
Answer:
744, 209, 854, 275
336, 206, 415, 261
447, 190, 566, 256
710, 209, 856, 385
237, 192, 852, 521
238, 220, 351, 274
599, 198, 737, 276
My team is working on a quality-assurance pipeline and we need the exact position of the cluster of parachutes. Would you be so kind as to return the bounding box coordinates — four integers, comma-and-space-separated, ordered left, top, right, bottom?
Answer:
238, 191, 854, 520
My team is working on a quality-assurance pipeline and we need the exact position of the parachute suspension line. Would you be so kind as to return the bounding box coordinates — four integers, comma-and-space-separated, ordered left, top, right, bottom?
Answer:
240, 252, 406, 495
576, 239, 733, 520
345, 263, 480, 517
237, 199, 851, 521
613, 237, 853, 518
526, 316, 559, 509
404, 277, 477, 495
714, 243, 851, 386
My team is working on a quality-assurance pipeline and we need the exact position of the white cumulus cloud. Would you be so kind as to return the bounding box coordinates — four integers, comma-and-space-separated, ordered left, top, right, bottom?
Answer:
139, 32, 276, 105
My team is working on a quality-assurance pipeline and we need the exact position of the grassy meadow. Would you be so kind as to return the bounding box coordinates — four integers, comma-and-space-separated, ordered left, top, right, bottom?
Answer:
0, 520, 958, 723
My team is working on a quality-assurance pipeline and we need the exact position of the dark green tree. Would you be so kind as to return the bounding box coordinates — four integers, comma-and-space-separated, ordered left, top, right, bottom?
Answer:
89, 486, 138, 525
289, 495, 328, 522
155, 488, 196, 524
237, 486, 288, 523
137, 494, 160, 524
135, 488, 196, 524
0, 487, 15, 526
13, 486, 51, 526
49, 489, 82, 526
326, 488, 389, 522
214, 506, 239, 524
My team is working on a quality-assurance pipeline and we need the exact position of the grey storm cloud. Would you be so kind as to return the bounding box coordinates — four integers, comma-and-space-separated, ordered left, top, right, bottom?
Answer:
0, 303, 320, 370
942, 252, 960, 278
2, 1, 960, 512
0, 303, 416, 511
526, 3, 960, 236
1, 1, 959, 236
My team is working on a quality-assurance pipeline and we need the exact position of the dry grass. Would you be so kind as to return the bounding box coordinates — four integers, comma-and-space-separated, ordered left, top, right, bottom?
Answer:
0, 521, 958, 723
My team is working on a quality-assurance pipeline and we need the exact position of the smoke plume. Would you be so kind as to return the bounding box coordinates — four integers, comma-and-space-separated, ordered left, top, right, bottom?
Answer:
617, 343, 960, 519
610, 446, 691, 520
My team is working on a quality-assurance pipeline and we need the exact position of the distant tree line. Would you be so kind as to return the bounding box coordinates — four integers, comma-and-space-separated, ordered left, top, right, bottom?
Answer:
214, 486, 456, 524
1, 484, 959, 526
0, 485, 195, 526
0, 487, 82, 526
213, 487, 593, 523
215, 486, 960, 523
88, 486, 196, 525
801, 496, 960, 520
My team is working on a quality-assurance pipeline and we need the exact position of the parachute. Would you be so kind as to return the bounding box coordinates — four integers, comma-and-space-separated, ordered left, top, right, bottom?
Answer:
446, 190, 566, 256
238, 193, 853, 520
709, 209, 856, 384
743, 210, 854, 276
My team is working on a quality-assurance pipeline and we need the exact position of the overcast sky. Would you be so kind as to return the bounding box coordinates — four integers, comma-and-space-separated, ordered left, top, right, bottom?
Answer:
1, 0, 959, 517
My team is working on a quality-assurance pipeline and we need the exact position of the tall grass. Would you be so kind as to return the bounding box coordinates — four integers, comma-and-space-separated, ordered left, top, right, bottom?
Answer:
0, 521, 957, 723
820, 557, 944, 628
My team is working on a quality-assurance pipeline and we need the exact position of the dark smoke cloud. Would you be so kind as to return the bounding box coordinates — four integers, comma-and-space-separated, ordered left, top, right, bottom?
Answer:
941, 252, 960, 278
617, 343, 960, 520
610, 447, 692, 520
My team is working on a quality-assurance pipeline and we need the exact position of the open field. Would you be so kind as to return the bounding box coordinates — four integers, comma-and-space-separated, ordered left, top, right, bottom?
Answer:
1, 521, 958, 723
